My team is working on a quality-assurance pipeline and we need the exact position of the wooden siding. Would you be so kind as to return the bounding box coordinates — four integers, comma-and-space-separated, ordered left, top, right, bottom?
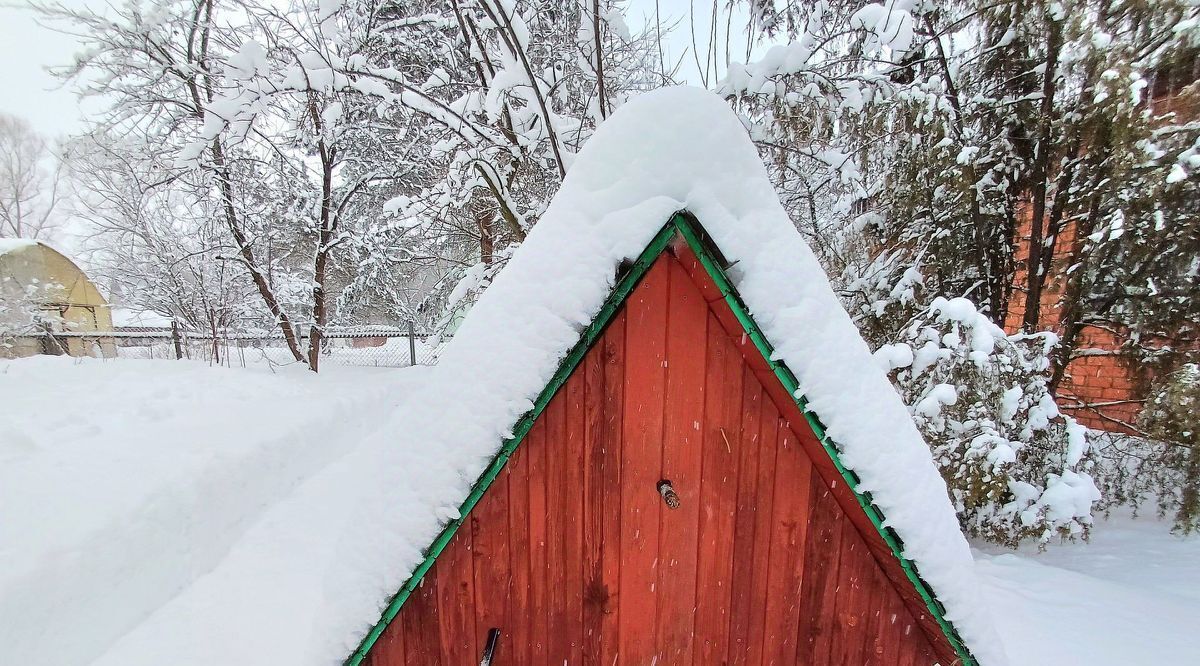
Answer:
365, 248, 952, 665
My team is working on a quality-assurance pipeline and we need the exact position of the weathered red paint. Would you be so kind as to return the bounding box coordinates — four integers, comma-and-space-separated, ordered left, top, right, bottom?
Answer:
365, 249, 956, 665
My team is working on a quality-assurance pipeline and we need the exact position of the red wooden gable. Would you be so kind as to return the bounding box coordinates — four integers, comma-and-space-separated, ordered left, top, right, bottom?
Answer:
360, 237, 963, 665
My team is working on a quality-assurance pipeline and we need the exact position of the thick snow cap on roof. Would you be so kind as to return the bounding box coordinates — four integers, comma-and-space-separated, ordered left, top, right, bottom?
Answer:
349, 85, 1002, 662
446, 84, 1002, 660
87, 86, 1003, 665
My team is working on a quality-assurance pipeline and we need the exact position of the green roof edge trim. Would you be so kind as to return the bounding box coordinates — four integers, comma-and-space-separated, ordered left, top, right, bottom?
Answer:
346, 211, 977, 666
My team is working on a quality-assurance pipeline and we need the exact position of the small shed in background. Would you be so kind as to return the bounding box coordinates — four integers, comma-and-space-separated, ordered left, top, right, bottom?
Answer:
0, 239, 116, 359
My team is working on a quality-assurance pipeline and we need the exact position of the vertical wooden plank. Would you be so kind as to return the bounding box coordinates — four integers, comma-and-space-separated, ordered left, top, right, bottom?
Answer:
618, 258, 670, 662
506, 423, 533, 665
918, 624, 943, 665
599, 312, 626, 664
896, 602, 937, 666
563, 371, 587, 663
744, 393, 780, 665
544, 389, 571, 663
860, 564, 888, 665
871, 571, 905, 666
830, 519, 872, 665
527, 419, 550, 664
893, 591, 941, 666
471, 467, 510, 662
654, 257, 708, 664
673, 241, 748, 341
726, 366, 763, 664
363, 614, 405, 666
867, 554, 959, 666
692, 312, 743, 665
795, 483, 845, 665
401, 573, 442, 664
436, 528, 476, 664
892, 597, 916, 666
582, 330, 607, 665
762, 421, 813, 666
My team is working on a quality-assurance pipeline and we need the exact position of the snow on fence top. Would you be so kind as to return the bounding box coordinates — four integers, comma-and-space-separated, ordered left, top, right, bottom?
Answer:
85, 86, 1004, 665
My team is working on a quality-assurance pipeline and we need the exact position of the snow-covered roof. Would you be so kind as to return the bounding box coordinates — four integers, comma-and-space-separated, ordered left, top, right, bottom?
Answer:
0, 238, 86, 270
0, 237, 39, 256
79, 86, 1003, 665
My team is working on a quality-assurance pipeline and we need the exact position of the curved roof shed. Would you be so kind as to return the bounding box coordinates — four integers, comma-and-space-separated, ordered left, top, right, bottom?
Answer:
0, 239, 115, 358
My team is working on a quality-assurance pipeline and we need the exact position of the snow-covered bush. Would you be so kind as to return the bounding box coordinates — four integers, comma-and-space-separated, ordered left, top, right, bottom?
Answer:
0, 279, 65, 355
874, 295, 1100, 547
1124, 364, 1200, 534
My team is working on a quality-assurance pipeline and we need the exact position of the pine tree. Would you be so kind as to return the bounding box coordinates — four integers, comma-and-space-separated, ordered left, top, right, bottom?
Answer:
1104, 364, 1200, 534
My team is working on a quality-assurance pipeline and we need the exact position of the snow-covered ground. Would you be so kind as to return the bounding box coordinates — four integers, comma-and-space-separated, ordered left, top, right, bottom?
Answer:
2, 355, 1196, 664
975, 509, 1200, 663
0, 356, 428, 666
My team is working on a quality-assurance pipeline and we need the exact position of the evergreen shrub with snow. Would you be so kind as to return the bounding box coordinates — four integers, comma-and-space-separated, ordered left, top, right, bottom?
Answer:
871, 293, 1099, 547
1113, 364, 1200, 535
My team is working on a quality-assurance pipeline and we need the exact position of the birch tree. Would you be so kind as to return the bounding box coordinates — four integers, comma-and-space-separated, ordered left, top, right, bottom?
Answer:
0, 114, 64, 240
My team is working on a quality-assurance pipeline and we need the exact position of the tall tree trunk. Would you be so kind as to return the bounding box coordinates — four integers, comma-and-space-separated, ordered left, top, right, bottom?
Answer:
1049, 201, 1099, 393
480, 217, 495, 265
307, 124, 336, 373
308, 246, 328, 373
210, 142, 305, 363
209, 308, 221, 365
1049, 124, 1114, 393
171, 320, 183, 360
923, 14, 1008, 324
1021, 18, 1064, 332
185, 0, 303, 364
592, 0, 608, 120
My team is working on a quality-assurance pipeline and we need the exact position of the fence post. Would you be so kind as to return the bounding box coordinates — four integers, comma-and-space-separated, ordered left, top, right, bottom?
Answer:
171, 321, 184, 360
408, 320, 417, 367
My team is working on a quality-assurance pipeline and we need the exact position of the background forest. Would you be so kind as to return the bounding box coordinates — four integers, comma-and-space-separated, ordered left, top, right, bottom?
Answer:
3, 0, 1198, 545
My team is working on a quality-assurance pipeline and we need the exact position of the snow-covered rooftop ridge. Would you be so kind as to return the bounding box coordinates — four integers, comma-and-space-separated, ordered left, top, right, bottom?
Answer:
348, 85, 1003, 662
0, 238, 40, 255
85, 86, 1004, 665
0, 238, 80, 265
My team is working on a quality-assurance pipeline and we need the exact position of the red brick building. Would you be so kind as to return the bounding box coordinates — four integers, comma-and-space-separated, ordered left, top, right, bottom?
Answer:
1005, 62, 1198, 432
1005, 206, 1146, 432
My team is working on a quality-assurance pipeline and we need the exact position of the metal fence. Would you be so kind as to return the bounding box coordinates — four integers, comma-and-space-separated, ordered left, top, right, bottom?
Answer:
30, 326, 441, 368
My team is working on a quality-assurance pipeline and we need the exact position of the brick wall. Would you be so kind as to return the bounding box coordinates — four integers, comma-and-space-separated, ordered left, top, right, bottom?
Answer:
1005, 202, 1147, 433
1052, 327, 1145, 431
1004, 78, 1197, 433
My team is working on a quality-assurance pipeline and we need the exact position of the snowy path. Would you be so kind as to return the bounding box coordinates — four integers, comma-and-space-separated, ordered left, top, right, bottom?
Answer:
0, 357, 426, 666
975, 510, 1200, 663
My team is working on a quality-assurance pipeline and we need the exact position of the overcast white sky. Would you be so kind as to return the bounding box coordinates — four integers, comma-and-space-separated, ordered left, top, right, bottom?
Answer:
0, 0, 754, 140
0, 1, 94, 137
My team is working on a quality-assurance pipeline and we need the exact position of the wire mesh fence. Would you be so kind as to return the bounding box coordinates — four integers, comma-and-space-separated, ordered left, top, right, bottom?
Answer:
25, 326, 441, 368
